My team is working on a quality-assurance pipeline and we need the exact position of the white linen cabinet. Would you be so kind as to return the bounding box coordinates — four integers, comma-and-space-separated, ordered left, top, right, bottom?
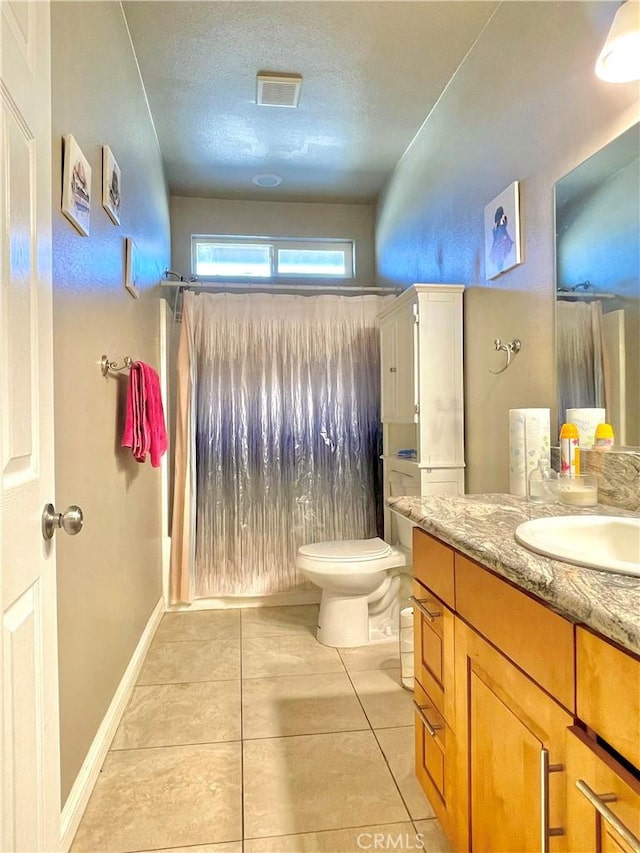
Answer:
378, 284, 465, 544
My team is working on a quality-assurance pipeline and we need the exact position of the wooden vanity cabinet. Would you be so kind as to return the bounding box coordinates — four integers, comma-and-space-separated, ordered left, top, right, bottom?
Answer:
453, 617, 572, 852
412, 526, 640, 852
565, 726, 640, 853
411, 527, 457, 836
576, 627, 640, 770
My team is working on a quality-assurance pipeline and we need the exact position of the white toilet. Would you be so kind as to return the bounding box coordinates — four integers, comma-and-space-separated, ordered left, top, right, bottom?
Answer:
296, 537, 410, 648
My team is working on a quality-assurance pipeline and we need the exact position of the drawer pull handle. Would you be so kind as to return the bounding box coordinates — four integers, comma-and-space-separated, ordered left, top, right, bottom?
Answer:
412, 700, 443, 738
576, 780, 640, 851
389, 367, 397, 372
541, 749, 565, 852
409, 595, 441, 623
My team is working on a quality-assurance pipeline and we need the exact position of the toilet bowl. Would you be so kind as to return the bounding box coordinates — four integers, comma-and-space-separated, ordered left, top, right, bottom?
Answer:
296, 538, 410, 648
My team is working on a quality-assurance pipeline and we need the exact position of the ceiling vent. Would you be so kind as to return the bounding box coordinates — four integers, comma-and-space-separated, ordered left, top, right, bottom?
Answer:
256, 72, 302, 108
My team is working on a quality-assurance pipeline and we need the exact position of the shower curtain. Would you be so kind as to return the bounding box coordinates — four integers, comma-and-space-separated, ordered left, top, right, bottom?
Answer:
556, 299, 606, 427
170, 290, 392, 602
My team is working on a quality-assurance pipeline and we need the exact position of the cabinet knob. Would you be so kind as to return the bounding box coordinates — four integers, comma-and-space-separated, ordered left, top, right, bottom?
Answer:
389, 367, 397, 373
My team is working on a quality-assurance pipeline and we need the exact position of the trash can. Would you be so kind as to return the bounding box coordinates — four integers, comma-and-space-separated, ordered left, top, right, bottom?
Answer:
399, 606, 414, 690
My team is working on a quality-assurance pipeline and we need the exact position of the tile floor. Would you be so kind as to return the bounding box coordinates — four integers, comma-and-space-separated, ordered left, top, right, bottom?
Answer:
72, 605, 451, 853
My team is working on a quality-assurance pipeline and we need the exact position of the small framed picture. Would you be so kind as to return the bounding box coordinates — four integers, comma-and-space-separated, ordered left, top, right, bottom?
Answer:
102, 146, 121, 225
484, 180, 522, 280
61, 134, 91, 236
124, 237, 140, 299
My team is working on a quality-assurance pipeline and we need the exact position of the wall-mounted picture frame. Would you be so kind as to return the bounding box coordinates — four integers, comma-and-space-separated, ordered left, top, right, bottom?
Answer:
124, 237, 140, 299
484, 180, 522, 280
102, 145, 121, 225
61, 134, 91, 236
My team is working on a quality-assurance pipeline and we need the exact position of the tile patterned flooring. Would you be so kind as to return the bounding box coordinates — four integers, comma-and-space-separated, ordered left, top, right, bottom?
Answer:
71, 605, 451, 853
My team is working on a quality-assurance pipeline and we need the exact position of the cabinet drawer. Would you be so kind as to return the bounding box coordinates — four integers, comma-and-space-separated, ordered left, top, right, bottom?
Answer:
414, 680, 454, 839
577, 627, 640, 769
412, 579, 454, 721
455, 553, 575, 712
413, 528, 455, 608
566, 726, 640, 853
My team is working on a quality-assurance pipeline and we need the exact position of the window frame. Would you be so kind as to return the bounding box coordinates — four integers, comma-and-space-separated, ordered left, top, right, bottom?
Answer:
191, 235, 355, 281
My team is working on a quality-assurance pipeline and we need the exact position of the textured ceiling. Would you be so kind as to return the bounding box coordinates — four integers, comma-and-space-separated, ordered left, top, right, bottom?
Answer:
123, 1, 498, 203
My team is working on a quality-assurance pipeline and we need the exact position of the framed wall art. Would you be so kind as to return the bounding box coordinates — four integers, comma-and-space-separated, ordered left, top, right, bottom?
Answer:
484, 180, 522, 279
102, 145, 121, 225
124, 237, 140, 299
61, 134, 91, 236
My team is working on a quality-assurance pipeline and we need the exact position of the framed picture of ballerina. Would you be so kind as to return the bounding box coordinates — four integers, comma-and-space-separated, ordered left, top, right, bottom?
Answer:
484, 181, 522, 279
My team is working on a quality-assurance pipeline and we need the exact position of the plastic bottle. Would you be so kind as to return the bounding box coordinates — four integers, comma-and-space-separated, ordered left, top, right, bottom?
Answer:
560, 423, 580, 475
593, 423, 614, 449
528, 457, 558, 503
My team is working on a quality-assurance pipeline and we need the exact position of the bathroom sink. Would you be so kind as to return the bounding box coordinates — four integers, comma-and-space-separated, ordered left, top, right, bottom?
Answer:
515, 516, 640, 576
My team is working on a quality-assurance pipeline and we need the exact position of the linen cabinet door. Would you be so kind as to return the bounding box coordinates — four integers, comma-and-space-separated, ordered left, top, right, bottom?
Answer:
453, 619, 571, 852
380, 314, 397, 422
566, 726, 640, 853
379, 300, 415, 424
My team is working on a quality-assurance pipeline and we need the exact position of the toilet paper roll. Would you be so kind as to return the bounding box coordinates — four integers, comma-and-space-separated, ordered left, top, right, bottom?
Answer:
509, 409, 551, 497
400, 651, 414, 690
399, 607, 414, 690
566, 408, 606, 448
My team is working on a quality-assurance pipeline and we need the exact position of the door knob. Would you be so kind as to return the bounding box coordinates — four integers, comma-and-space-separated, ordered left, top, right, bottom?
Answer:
42, 503, 84, 540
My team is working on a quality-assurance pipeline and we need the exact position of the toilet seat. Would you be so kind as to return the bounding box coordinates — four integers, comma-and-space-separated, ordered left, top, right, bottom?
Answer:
298, 537, 392, 562
296, 538, 405, 576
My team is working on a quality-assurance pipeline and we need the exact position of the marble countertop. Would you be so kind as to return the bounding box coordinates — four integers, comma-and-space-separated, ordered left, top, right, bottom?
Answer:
388, 493, 640, 655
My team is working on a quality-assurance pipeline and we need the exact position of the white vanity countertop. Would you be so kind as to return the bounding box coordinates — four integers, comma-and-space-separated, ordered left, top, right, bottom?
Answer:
388, 493, 640, 656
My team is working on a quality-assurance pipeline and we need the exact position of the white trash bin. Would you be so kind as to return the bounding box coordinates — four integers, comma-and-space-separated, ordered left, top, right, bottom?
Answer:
399, 606, 414, 690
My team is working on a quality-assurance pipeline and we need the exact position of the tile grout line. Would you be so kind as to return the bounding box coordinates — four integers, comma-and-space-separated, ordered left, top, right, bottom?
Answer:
341, 661, 418, 826
243, 818, 418, 844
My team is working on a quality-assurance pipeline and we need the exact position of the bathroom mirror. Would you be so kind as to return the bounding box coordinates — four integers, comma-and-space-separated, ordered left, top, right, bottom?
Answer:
555, 122, 640, 446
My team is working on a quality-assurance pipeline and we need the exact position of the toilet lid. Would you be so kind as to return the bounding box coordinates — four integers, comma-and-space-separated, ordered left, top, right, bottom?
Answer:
298, 538, 392, 562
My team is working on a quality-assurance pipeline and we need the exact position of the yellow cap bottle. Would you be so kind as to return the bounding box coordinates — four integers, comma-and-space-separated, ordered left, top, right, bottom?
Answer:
560, 423, 580, 474
593, 423, 614, 449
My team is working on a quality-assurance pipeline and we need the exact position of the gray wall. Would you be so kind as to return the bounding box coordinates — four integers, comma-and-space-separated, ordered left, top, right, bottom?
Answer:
170, 196, 375, 286
51, 2, 170, 803
375, 1, 639, 493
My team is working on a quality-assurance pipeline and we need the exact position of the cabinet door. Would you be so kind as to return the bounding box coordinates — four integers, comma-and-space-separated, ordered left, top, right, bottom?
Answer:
566, 726, 640, 853
394, 300, 416, 421
380, 314, 397, 422
380, 301, 415, 423
454, 618, 571, 852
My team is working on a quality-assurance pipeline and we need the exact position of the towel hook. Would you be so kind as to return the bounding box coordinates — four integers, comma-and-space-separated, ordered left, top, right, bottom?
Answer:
489, 338, 521, 374
101, 354, 133, 376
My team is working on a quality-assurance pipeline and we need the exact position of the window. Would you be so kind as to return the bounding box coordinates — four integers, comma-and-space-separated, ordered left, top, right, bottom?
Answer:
192, 236, 354, 280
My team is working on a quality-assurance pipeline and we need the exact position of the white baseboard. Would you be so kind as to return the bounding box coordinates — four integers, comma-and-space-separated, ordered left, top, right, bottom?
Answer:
59, 596, 165, 850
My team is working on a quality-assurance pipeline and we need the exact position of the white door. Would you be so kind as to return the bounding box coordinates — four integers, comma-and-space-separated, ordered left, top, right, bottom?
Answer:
1, 1, 62, 851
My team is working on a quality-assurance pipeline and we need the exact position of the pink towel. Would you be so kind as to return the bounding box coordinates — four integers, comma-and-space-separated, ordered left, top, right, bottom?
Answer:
122, 361, 168, 467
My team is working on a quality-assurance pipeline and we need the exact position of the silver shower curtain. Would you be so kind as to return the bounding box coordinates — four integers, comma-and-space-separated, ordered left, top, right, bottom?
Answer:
175, 290, 391, 599
556, 299, 605, 429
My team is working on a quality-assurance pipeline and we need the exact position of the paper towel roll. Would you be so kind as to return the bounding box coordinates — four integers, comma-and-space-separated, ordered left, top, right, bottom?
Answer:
566, 408, 606, 448
509, 408, 551, 497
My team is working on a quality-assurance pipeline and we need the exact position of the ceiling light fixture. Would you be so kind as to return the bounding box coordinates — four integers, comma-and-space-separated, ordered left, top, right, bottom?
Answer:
252, 173, 283, 188
596, 1, 640, 82
256, 72, 302, 108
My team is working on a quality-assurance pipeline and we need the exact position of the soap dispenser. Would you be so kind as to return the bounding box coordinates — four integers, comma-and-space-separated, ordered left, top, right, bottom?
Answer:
528, 457, 558, 503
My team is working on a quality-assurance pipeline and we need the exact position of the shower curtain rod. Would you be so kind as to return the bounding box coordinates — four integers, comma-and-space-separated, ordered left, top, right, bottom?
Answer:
171, 282, 402, 296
